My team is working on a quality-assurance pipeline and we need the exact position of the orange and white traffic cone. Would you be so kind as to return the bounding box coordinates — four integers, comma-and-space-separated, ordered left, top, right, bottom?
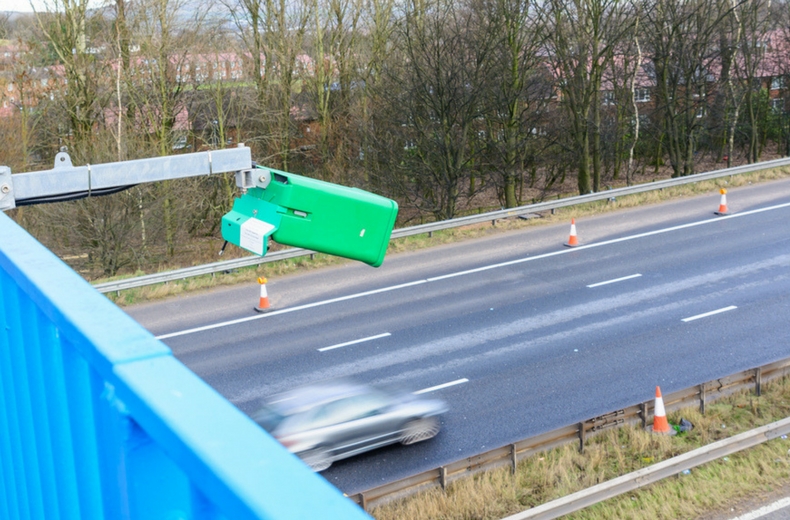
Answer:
564, 218, 579, 247
714, 188, 730, 215
254, 277, 270, 313
651, 386, 676, 435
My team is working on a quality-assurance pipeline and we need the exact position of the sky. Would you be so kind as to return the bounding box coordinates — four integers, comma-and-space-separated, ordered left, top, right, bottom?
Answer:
0, 0, 104, 13
0, 0, 40, 12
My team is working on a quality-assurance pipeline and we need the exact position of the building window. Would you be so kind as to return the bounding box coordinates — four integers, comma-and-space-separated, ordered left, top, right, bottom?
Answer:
771, 98, 784, 113
602, 91, 615, 105
635, 88, 650, 103
772, 76, 785, 90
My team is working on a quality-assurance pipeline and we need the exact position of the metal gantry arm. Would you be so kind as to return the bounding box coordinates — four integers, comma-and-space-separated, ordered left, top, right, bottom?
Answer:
0, 145, 253, 211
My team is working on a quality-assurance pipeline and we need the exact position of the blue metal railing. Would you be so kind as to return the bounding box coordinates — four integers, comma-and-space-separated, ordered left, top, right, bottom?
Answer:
0, 211, 369, 520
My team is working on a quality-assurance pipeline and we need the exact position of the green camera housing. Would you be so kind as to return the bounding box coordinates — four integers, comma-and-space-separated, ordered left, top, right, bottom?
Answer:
222, 166, 398, 267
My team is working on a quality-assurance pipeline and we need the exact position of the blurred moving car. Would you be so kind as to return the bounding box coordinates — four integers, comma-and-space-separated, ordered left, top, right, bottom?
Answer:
252, 380, 448, 471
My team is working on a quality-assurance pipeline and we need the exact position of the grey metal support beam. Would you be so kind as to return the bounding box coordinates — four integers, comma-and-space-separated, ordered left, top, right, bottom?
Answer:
0, 146, 253, 211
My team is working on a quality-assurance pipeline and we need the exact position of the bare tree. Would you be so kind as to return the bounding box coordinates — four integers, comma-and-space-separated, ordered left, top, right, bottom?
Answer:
772, 0, 790, 157
185, 33, 243, 236
356, 0, 396, 182
731, 0, 776, 163
48, 193, 143, 277
127, 0, 203, 155
626, 20, 644, 184
481, 0, 551, 208
228, 0, 311, 170
304, 0, 363, 181
541, 0, 635, 194
641, 0, 729, 177
111, 0, 132, 160
35, 0, 107, 161
372, 0, 497, 220
225, 0, 271, 157
4, 44, 51, 170
123, 0, 206, 256
0, 12, 11, 40
599, 11, 644, 184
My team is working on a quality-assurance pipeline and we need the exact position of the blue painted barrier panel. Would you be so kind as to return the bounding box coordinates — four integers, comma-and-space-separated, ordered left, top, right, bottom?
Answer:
0, 211, 371, 520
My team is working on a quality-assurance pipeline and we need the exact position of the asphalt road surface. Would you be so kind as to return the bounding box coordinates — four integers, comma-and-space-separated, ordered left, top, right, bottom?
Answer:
126, 178, 790, 495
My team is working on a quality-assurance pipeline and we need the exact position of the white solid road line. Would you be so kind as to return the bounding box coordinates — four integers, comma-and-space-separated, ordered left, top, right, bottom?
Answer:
425, 201, 790, 282
586, 273, 643, 288
156, 201, 790, 340
730, 495, 790, 520
155, 280, 427, 339
682, 305, 738, 322
413, 378, 469, 395
318, 333, 391, 352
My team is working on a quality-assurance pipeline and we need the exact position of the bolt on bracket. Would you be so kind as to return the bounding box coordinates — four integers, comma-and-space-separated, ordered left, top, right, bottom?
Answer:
0, 166, 14, 211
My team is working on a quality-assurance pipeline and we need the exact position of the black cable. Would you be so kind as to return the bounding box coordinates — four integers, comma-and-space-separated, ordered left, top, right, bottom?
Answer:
15, 184, 137, 206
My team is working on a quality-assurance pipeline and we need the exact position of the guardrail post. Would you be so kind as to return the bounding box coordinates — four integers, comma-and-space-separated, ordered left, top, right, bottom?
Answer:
439, 466, 448, 490
511, 444, 518, 474
578, 422, 586, 453
755, 367, 762, 396
699, 383, 707, 414
640, 402, 648, 429
359, 493, 367, 511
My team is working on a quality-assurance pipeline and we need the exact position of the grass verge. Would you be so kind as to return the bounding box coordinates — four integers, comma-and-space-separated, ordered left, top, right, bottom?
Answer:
372, 377, 790, 520
103, 165, 790, 306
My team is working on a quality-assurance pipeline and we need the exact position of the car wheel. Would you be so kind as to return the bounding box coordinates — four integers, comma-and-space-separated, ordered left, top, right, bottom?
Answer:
300, 448, 332, 472
400, 417, 440, 445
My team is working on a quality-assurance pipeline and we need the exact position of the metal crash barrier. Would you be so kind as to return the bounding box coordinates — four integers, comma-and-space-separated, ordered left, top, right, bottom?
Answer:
0, 211, 369, 520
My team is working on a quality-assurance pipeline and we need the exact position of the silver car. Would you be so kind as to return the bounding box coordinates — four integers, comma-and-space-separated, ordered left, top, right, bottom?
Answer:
252, 380, 448, 471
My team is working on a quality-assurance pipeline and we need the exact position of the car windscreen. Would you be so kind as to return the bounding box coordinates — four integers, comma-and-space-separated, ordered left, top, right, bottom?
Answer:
299, 391, 393, 430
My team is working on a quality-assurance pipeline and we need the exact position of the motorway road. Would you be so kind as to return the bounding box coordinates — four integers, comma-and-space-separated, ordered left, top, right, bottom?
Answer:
126, 178, 790, 495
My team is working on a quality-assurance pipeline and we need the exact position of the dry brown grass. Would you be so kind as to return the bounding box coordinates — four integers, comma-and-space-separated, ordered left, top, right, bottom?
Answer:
372, 378, 790, 520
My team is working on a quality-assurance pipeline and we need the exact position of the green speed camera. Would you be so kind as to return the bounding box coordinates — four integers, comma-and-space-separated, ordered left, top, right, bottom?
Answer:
222, 166, 398, 267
